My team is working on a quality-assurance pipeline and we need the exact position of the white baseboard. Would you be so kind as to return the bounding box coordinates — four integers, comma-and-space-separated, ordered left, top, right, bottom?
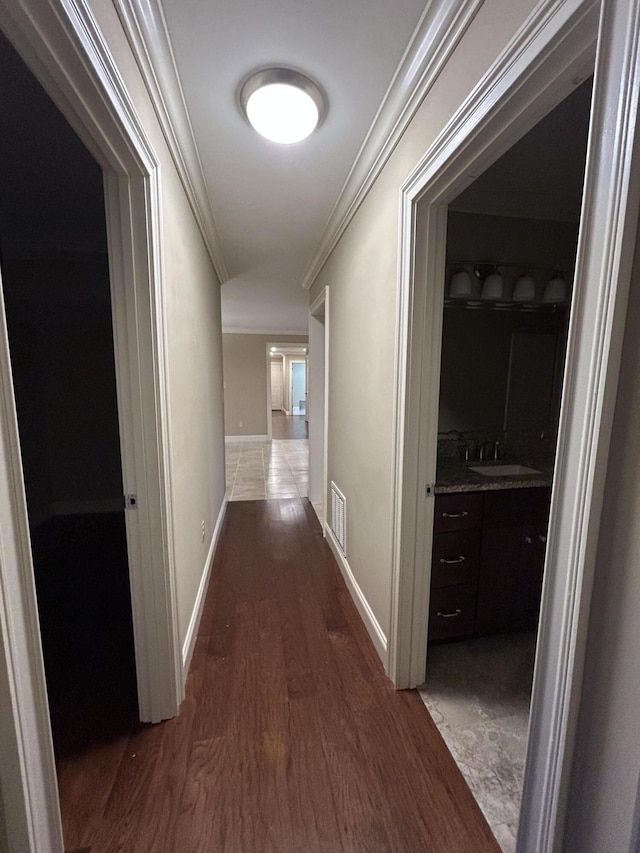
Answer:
324, 523, 388, 664
311, 500, 324, 528
225, 434, 269, 443
181, 496, 228, 676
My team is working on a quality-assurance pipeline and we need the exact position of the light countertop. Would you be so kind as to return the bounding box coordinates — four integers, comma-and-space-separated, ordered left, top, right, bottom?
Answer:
435, 456, 554, 494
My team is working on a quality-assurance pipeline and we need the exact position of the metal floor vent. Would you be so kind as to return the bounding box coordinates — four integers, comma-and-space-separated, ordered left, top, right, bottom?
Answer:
330, 481, 347, 554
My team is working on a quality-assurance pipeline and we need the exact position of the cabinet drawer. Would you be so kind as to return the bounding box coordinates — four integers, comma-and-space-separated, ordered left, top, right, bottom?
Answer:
431, 529, 480, 589
428, 584, 476, 642
434, 492, 482, 533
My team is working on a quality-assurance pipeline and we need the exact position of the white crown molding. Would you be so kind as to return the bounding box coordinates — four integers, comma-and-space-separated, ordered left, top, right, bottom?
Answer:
300, 0, 484, 291
113, 0, 229, 283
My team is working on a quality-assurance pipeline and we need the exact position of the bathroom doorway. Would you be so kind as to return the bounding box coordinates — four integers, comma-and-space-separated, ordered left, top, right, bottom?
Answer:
291, 360, 307, 414
419, 79, 591, 847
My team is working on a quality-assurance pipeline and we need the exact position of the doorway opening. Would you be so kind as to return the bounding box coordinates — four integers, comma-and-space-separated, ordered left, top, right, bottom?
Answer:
291, 361, 306, 415
392, 0, 640, 846
267, 342, 309, 440
0, 6, 185, 847
418, 79, 591, 846
0, 32, 138, 762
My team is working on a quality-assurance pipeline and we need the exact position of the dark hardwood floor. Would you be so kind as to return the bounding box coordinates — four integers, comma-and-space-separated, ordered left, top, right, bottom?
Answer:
58, 499, 499, 852
271, 410, 308, 439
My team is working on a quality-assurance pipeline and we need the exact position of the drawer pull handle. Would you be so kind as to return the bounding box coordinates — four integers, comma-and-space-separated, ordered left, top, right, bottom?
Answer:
439, 556, 466, 564
436, 608, 462, 619
441, 511, 468, 519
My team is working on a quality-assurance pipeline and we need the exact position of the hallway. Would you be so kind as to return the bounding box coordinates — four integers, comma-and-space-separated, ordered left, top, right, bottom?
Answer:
226, 439, 309, 501
57, 498, 498, 852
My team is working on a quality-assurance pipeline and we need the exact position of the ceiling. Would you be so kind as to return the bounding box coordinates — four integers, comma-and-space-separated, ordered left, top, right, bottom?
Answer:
129, 0, 433, 333
0, 4, 594, 333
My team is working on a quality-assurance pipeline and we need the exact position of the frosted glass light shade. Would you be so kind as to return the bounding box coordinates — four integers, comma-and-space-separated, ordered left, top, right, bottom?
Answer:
240, 68, 326, 145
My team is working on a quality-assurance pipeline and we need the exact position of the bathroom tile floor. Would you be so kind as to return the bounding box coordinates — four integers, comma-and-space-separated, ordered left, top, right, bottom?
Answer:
225, 439, 309, 501
418, 631, 536, 853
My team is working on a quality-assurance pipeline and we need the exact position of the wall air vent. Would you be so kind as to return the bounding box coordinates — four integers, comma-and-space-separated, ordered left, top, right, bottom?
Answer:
330, 481, 347, 554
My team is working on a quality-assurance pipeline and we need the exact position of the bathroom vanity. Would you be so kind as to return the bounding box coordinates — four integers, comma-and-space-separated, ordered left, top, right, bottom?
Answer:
429, 478, 551, 643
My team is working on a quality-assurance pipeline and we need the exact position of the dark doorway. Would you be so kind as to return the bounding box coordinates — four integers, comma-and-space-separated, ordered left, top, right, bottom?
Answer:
0, 32, 137, 760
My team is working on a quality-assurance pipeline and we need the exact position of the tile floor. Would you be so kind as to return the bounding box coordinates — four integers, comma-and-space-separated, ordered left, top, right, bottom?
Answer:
419, 632, 536, 853
225, 439, 309, 501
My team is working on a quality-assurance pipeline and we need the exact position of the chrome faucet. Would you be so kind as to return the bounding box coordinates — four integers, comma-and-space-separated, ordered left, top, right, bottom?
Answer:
479, 440, 503, 461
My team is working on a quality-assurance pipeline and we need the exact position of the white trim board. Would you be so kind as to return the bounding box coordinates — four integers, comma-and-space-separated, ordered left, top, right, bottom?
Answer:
0, 275, 63, 853
308, 287, 329, 532
224, 434, 269, 443
300, 0, 483, 290
390, 0, 640, 850
324, 524, 387, 664
181, 497, 228, 675
113, 0, 228, 283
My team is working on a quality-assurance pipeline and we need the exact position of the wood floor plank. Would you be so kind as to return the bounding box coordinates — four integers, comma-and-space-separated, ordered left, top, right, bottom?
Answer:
57, 729, 131, 850
284, 694, 344, 851
124, 674, 199, 852
59, 497, 500, 852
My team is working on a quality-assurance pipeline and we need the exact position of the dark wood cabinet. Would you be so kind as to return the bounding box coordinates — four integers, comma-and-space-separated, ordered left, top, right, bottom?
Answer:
433, 492, 483, 534
432, 528, 480, 589
429, 487, 550, 643
475, 488, 550, 635
429, 493, 481, 642
429, 584, 477, 642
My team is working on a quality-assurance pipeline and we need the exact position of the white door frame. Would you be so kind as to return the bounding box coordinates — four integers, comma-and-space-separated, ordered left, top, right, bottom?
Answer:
390, 0, 640, 850
0, 0, 183, 849
309, 288, 329, 527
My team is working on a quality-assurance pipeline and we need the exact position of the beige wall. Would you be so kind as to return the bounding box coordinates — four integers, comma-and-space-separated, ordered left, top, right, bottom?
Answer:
222, 334, 307, 436
308, 0, 640, 846
86, 1, 226, 649
563, 221, 640, 851
0, 780, 7, 853
309, 0, 539, 639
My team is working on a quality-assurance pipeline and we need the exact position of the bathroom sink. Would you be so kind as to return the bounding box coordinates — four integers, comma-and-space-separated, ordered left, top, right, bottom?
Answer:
468, 464, 542, 477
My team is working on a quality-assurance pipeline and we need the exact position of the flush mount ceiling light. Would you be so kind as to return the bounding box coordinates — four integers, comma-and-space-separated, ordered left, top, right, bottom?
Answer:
239, 67, 326, 144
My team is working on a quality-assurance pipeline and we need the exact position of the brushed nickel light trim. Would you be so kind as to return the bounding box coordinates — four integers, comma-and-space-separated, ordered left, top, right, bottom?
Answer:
238, 67, 327, 144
